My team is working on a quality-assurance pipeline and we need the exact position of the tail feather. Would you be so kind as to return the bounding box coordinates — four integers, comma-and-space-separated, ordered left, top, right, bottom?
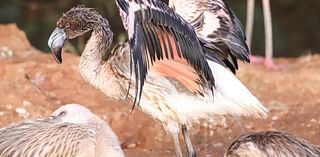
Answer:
209, 60, 268, 118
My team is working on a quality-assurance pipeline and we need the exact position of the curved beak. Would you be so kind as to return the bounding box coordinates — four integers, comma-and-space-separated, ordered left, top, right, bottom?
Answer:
48, 27, 66, 64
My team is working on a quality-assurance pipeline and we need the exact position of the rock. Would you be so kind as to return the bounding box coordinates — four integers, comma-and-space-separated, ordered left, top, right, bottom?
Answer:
271, 116, 279, 121
0, 24, 36, 58
0, 46, 14, 58
15, 107, 27, 114
15, 107, 29, 118
0, 112, 6, 116
126, 142, 137, 149
22, 100, 32, 106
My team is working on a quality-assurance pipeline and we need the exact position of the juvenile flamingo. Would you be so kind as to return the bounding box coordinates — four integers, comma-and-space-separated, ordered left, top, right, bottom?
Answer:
48, 3, 267, 157
0, 104, 124, 157
225, 130, 320, 157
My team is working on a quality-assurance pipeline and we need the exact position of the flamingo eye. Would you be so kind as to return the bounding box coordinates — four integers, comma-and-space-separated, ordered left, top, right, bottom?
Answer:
65, 23, 70, 28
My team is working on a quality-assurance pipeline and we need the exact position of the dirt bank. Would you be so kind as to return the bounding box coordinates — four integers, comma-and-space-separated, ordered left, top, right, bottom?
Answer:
0, 24, 319, 157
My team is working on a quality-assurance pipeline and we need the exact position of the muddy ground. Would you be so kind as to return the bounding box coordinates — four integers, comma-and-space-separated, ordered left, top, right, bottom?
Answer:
0, 24, 319, 157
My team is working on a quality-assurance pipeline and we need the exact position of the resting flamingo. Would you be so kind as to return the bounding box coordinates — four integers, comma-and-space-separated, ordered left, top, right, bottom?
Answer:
0, 104, 124, 157
225, 130, 320, 157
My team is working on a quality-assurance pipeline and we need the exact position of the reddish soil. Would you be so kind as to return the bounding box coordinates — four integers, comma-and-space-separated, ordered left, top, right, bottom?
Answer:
0, 24, 319, 157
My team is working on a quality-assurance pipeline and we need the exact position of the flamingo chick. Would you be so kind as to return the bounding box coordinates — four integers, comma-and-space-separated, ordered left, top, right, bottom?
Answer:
48, 4, 267, 157
225, 130, 320, 157
0, 104, 124, 157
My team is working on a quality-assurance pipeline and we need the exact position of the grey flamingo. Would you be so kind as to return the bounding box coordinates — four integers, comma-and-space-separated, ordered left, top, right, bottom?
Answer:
225, 130, 320, 157
48, 3, 267, 157
0, 104, 124, 157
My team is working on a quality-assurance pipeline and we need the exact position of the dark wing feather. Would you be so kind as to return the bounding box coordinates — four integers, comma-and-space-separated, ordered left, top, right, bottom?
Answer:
116, 0, 215, 108
176, 0, 249, 73
205, 2, 249, 73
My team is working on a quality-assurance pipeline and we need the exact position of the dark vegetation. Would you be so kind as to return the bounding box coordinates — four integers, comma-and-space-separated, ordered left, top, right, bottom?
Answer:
0, 0, 319, 56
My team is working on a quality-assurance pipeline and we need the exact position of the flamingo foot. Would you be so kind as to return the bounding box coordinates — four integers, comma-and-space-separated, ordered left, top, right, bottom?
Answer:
250, 55, 279, 70
249, 55, 264, 64
264, 58, 278, 70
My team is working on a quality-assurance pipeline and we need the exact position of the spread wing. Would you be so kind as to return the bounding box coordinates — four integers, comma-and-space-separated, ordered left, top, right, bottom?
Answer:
116, 0, 215, 107
0, 120, 96, 157
170, 0, 250, 73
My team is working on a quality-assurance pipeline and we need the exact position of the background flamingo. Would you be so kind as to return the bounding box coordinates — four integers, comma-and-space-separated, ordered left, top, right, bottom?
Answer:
245, 0, 276, 69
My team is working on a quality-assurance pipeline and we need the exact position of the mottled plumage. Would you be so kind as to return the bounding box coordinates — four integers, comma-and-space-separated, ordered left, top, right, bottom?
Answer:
225, 131, 320, 157
48, 4, 267, 157
0, 104, 124, 157
169, 0, 249, 73
116, 0, 216, 107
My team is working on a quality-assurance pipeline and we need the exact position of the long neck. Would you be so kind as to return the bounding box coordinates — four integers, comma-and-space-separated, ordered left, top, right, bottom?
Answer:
79, 18, 130, 101
96, 127, 125, 157
89, 118, 125, 157
79, 18, 113, 86
80, 18, 113, 70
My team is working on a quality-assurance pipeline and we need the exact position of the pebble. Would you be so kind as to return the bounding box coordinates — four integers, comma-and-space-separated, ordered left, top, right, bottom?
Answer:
202, 122, 208, 128
0, 46, 14, 58
209, 130, 214, 136
245, 124, 253, 129
126, 143, 137, 149
272, 116, 279, 121
5, 104, 13, 110
22, 100, 32, 106
212, 142, 223, 147
0, 112, 5, 116
15, 107, 27, 114
310, 118, 317, 123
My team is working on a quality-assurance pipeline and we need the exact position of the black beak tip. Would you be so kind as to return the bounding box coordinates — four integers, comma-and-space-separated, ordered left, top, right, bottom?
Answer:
55, 58, 62, 64
51, 48, 63, 64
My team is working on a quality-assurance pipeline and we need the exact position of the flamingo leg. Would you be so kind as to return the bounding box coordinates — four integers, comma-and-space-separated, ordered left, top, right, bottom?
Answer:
264, 57, 278, 69
246, 0, 255, 49
250, 54, 278, 69
172, 131, 183, 157
246, 0, 264, 64
262, 0, 277, 69
246, 0, 277, 69
182, 124, 196, 157
246, 0, 264, 66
